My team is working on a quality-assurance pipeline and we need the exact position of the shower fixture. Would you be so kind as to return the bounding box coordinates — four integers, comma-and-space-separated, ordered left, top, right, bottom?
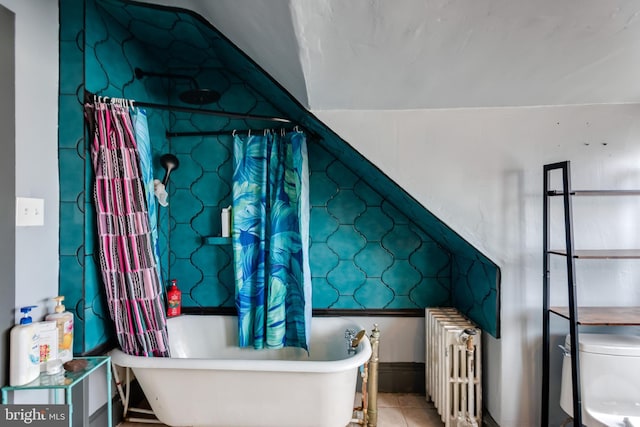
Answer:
160, 153, 180, 186
134, 67, 221, 105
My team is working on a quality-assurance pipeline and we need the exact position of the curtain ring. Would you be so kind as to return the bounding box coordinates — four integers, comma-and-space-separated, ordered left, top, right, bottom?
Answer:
248, 129, 251, 137
232, 129, 236, 137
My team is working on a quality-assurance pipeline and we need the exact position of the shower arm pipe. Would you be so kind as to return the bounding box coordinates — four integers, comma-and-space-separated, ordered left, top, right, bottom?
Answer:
134, 67, 199, 89
83, 89, 293, 124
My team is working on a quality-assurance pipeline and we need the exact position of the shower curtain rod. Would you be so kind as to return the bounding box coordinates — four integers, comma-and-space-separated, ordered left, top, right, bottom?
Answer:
167, 128, 299, 138
84, 90, 293, 124
135, 101, 293, 124
166, 126, 321, 141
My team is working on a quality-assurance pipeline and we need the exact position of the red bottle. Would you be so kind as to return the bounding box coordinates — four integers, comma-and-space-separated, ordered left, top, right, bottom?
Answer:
166, 279, 181, 317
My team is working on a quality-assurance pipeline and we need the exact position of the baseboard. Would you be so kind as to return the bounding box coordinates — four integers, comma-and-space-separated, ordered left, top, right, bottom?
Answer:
378, 362, 425, 394
482, 410, 500, 427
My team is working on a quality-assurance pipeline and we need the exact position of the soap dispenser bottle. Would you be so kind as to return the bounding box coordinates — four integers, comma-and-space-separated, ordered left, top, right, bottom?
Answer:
9, 305, 40, 386
45, 296, 74, 363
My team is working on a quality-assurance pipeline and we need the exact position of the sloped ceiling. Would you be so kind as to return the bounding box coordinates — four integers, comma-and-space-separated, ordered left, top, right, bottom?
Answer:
141, 0, 640, 110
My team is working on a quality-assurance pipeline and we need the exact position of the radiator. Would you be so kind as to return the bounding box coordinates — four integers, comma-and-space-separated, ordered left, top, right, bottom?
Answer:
425, 308, 482, 427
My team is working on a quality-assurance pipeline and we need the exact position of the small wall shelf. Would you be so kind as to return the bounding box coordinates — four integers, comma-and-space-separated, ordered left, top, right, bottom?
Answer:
203, 236, 232, 245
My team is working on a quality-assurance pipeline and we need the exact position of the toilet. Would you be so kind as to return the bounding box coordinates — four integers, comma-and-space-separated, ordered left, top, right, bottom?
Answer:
560, 333, 640, 426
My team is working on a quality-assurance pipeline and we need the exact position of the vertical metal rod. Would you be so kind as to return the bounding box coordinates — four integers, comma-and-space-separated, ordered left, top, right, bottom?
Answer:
107, 359, 113, 427
367, 324, 380, 427
541, 163, 552, 427
562, 161, 583, 427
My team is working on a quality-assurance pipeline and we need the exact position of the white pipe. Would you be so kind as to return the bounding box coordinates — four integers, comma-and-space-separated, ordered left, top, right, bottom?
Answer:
125, 417, 162, 424
128, 408, 156, 415
111, 361, 129, 417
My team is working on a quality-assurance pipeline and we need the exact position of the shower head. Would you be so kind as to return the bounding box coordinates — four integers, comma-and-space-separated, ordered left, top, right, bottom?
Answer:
179, 88, 221, 105
134, 67, 221, 105
160, 153, 179, 186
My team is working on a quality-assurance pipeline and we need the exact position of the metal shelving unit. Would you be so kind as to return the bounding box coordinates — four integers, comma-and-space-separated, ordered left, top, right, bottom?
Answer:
541, 161, 640, 427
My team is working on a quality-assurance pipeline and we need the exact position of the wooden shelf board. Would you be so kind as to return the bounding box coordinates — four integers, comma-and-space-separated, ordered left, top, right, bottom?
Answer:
548, 249, 640, 259
547, 190, 640, 196
550, 306, 640, 325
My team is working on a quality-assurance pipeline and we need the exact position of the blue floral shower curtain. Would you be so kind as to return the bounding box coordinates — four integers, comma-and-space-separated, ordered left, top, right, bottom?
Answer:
131, 108, 163, 286
232, 130, 311, 350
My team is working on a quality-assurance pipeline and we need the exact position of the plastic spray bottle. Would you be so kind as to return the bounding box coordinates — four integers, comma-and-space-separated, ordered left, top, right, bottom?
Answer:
166, 279, 181, 317
9, 306, 40, 386
45, 296, 74, 363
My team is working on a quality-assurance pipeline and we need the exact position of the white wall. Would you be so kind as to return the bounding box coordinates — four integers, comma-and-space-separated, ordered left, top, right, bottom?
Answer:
0, 0, 59, 323
316, 104, 640, 426
0, 2, 16, 391
345, 317, 424, 363
0, 0, 59, 404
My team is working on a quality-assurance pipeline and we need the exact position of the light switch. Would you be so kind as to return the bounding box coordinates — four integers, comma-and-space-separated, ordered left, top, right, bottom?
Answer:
16, 197, 45, 226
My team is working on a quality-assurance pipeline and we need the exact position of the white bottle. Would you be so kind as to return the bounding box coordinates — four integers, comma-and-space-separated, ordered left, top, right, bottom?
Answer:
45, 296, 74, 363
221, 206, 232, 237
9, 305, 40, 386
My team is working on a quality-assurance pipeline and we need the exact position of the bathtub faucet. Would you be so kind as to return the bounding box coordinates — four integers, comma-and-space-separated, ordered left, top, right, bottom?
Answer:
345, 329, 366, 354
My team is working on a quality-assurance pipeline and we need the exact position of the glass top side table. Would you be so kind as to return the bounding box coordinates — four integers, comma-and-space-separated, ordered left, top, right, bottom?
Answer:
2, 356, 112, 427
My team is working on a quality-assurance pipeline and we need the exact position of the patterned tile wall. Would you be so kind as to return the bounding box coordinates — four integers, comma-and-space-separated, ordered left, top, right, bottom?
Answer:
58, 0, 500, 354
58, 0, 91, 354
307, 144, 451, 309
160, 127, 452, 310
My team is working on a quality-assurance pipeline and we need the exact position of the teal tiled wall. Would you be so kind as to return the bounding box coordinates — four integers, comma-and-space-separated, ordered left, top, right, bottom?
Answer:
59, 0, 501, 353
58, 0, 93, 354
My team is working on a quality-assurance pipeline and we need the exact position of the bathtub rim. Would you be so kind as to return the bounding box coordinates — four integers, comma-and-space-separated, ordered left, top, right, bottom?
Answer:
110, 338, 370, 373
110, 340, 370, 374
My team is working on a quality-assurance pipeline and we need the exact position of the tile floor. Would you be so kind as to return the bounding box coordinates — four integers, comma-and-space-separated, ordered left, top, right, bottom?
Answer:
349, 393, 444, 427
117, 393, 445, 427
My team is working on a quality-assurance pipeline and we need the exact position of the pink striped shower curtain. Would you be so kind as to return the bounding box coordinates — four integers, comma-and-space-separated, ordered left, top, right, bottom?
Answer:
85, 101, 170, 357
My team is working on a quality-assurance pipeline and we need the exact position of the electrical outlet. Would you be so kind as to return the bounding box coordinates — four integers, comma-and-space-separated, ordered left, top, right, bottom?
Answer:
16, 197, 45, 226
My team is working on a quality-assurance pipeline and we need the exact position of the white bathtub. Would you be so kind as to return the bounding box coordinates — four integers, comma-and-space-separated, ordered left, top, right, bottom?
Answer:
110, 315, 372, 427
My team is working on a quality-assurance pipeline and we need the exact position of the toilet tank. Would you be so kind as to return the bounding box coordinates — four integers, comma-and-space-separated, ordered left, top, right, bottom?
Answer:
559, 333, 640, 426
